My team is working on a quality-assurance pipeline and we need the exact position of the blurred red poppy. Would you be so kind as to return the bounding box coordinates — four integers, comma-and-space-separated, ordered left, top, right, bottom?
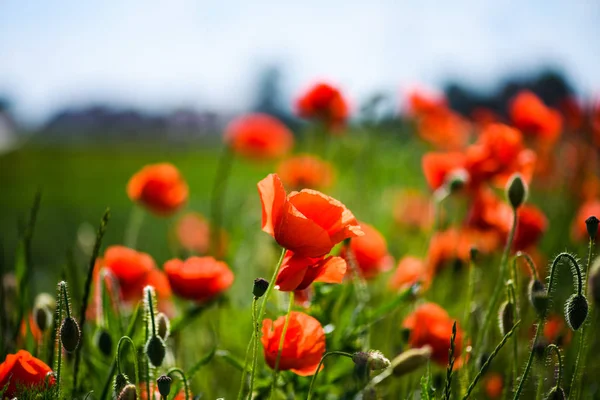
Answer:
422, 152, 467, 190
0, 350, 55, 397
127, 163, 188, 216
261, 311, 326, 376
571, 200, 600, 242
470, 107, 500, 129
484, 373, 504, 399
509, 90, 563, 143
592, 100, 600, 146
258, 173, 363, 258
405, 88, 447, 117
340, 222, 392, 279
417, 107, 471, 150
101, 246, 171, 302
389, 256, 430, 292
174, 212, 228, 258
558, 96, 583, 131
224, 113, 294, 160
513, 205, 548, 251
164, 256, 233, 302
275, 250, 346, 292
543, 314, 572, 347
277, 154, 335, 190
403, 303, 464, 366
296, 82, 349, 131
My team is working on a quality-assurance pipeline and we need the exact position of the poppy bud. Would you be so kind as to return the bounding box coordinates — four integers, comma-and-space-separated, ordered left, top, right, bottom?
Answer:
469, 247, 479, 262
117, 384, 137, 400
156, 312, 170, 341
446, 169, 468, 193
528, 279, 548, 317
506, 174, 527, 209
145, 335, 166, 367
564, 293, 588, 331
33, 304, 52, 333
114, 373, 130, 396
546, 386, 566, 400
498, 301, 515, 336
253, 278, 269, 298
157, 375, 172, 398
392, 346, 432, 377
352, 350, 391, 371
95, 328, 113, 357
586, 216, 599, 240
60, 317, 81, 353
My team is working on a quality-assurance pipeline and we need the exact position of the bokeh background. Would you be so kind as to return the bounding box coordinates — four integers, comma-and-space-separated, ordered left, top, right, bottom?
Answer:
1, 0, 599, 297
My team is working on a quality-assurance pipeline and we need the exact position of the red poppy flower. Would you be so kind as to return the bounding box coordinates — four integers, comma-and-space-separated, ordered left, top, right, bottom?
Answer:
558, 96, 583, 131
340, 222, 392, 279
296, 82, 349, 131
484, 373, 504, 399
164, 256, 234, 302
405, 88, 447, 117
275, 250, 346, 292
592, 100, 600, 146
513, 205, 548, 251
258, 173, 363, 258
571, 200, 600, 242
277, 154, 335, 190
174, 212, 228, 258
422, 152, 467, 190
470, 107, 500, 129
389, 256, 430, 292
261, 311, 326, 376
127, 163, 188, 216
403, 303, 464, 366
509, 90, 563, 143
417, 107, 471, 150
426, 228, 501, 274
224, 113, 294, 160
0, 350, 55, 397
101, 246, 171, 302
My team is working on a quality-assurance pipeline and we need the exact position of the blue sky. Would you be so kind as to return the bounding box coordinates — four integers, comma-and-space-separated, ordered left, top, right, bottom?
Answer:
0, 0, 599, 125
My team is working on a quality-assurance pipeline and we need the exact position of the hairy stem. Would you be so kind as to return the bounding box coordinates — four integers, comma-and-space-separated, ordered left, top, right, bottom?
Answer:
307, 351, 353, 400
269, 292, 295, 399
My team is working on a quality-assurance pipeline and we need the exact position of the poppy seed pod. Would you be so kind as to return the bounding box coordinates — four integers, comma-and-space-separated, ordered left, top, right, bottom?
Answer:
60, 317, 81, 353
95, 329, 113, 357
498, 301, 515, 336
117, 384, 137, 400
253, 278, 269, 299
528, 279, 548, 317
352, 350, 391, 371
156, 312, 170, 341
546, 386, 566, 400
446, 169, 469, 194
156, 375, 172, 398
506, 174, 527, 209
113, 373, 130, 396
564, 293, 589, 331
145, 335, 166, 367
586, 216, 599, 240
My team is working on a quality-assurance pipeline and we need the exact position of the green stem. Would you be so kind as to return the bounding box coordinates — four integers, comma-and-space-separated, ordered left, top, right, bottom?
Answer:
146, 288, 157, 336
210, 146, 234, 256
463, 320, 521, 400
507, 282, 519, 389
61, 282, 72, 318
55, 283, 64, 399
306, 351, 353, 400
237, 299, 257, 400
116, 336, 139, 386
248, 297, 261, 399
443, 322, 457, 400
513, 321, 543, 399
545, 344, 562, 388
99, 303, 141, 400
269, 292, 295, 399
248, 247, 286, 399
167, 368, 190, 400
569, 237, 593, 400
125, 206, 145, 249
476, 207, 517, 356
